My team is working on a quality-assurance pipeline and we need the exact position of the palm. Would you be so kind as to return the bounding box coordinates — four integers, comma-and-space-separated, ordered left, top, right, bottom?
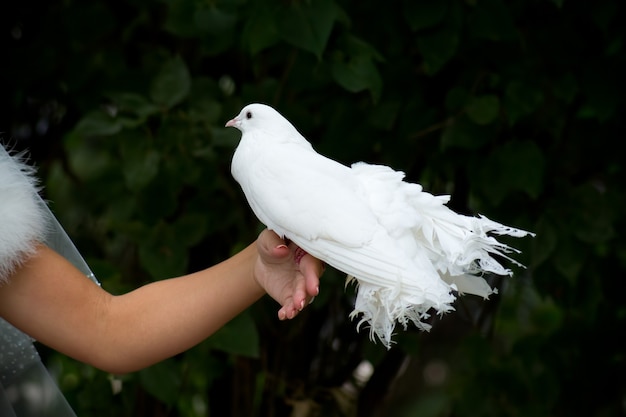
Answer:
255, 230, 321, 320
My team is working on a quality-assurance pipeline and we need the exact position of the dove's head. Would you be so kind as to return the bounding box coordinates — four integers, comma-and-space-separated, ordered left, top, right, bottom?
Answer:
225, 103, 296, 136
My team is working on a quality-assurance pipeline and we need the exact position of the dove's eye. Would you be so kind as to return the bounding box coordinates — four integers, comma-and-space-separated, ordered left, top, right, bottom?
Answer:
246, 111, 252, 119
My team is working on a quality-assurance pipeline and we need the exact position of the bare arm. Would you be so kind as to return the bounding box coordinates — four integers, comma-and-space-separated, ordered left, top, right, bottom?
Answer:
0, 230, 321, 374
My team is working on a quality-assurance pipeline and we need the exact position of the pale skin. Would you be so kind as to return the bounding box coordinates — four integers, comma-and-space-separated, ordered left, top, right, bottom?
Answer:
0, 230, 322, 375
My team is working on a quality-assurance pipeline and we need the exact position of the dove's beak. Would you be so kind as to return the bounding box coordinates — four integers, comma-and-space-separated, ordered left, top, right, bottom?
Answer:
225, 117, 238, 128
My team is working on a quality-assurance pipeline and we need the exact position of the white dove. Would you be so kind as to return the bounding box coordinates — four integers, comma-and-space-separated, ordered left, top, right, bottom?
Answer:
226, 103, 533, 347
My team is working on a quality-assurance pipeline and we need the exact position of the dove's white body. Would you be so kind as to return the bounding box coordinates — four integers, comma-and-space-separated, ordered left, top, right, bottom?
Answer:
228, 104, 533, 346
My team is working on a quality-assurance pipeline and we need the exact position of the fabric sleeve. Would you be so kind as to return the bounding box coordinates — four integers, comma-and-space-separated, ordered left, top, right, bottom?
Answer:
0, 148, 48, 285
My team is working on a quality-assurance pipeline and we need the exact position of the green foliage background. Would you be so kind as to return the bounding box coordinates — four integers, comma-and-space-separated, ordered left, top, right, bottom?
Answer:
2, 0, 625, 416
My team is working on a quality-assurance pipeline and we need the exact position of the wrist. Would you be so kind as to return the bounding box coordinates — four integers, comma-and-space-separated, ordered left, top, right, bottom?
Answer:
247, 243, 267, 297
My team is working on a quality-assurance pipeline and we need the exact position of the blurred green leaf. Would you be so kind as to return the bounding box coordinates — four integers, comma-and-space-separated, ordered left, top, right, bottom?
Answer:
472, 140, 545, 204
119, 131, 160, 191
504, 81, 544, 125
277, 0, 340, 58
552, 237, 585, 283
399, 391, 450, 417
440, 116, 494, 150
64, 131, 114, 181
106, 92, 160, 120
530, 297, 563, 335
243, 6, 280, 55
173, 213, 208, 247
570, 183, 614, 244
139, 359, 181, 406
550, 0, 564, 8
138, 222, 189, 279
150, 56, 191, 108
530, 216, 557, 268
162, 0, 200, 37
417, 26, 459, 75
123, 148, 160, 191
74, 110, 123, 136
577, 69, 619, 122
445, 86, 470, 111
403, 0, 449, 31
331, 55, 382, 101
465, 95, 500, 125
207, 309, 260, 358
469, 0, 518, 41
368, 100, 402, 131
187, 86, 223, 125
194, 6, 237, 35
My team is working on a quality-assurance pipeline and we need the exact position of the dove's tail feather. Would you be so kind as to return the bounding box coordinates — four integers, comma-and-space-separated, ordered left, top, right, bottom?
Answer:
418, 211, 534, 282
351, 162, 535, 286
345, 162, 534, 346
347, 278, 456, 347
296, 231, 457, 348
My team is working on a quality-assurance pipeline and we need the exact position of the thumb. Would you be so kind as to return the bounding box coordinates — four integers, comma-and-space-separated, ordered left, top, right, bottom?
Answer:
258, 229, 290, 260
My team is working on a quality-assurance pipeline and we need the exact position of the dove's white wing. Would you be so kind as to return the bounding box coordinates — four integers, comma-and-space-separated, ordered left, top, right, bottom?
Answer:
233, 136, 378, 248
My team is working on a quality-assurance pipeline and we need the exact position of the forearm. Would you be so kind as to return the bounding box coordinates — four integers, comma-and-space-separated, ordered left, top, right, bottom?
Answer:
0, 244, 265, 374
101, 243, 264, 373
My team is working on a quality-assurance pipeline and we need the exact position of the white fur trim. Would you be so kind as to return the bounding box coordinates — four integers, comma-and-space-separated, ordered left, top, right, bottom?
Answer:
0, 148, 48, 284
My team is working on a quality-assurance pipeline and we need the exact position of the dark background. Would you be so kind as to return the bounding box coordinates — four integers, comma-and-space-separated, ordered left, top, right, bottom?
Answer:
2, 0, 625, 416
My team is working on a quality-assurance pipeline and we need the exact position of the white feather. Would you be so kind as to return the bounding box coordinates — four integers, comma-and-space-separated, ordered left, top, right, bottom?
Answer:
0, 148, 48, 285
227, 104, 534, 347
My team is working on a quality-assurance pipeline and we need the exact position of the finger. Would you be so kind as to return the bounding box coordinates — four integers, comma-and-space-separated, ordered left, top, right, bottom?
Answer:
292, 276, 308, 312
278, 306, 291, 320
278, 304, 298, 320
299, 255, 321, 297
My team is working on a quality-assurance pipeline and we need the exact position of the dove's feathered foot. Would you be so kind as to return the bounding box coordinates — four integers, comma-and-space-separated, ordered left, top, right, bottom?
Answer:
226, 103, 535, 348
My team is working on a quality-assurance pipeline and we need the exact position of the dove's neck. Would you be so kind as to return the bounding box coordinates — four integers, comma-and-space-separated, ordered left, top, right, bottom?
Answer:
231, 131, 274, 184
231, 129, 314, 186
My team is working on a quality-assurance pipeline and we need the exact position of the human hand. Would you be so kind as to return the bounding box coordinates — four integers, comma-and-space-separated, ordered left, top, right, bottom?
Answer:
254, 230, 323, 320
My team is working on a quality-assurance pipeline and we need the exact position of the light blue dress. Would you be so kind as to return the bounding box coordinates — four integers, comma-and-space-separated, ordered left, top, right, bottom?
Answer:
0, 146, 97, 416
